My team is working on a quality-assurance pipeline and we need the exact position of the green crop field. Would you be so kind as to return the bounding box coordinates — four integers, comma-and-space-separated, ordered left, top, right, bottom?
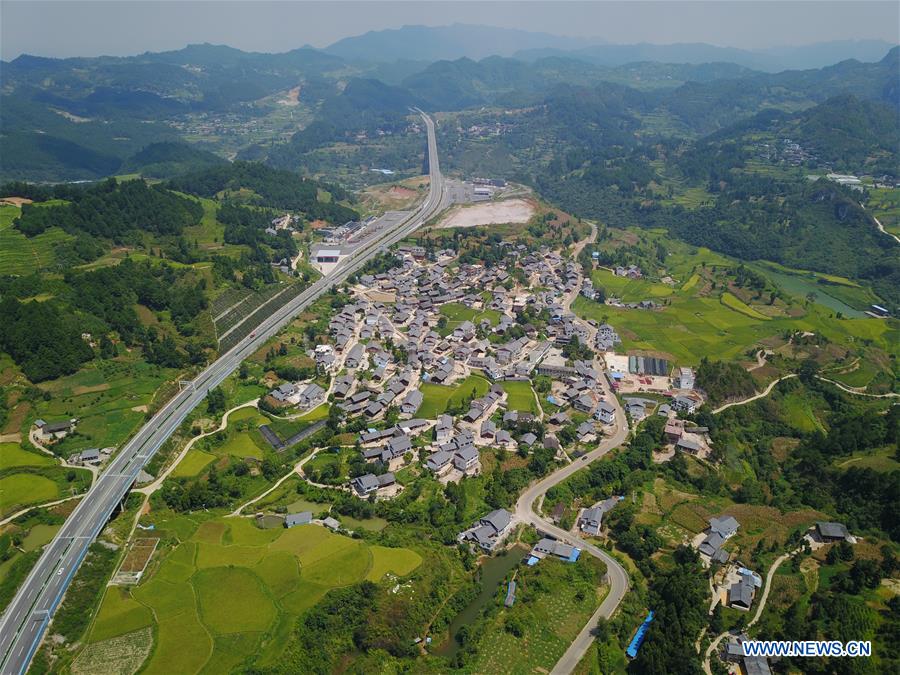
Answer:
0, 473, 59, 516
721, 292, 770, 320
591, 269, 674, 302
0, 443, 55, 470
418, 374, 490, 418
501, 380, 539, 413
171, 449, 216, 478
84, 513, 422, 673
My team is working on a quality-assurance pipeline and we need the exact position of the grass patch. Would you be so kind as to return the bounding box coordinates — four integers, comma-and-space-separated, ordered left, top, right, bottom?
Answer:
21, 523, 60, 552
172, 449, 216, 478
216, 432, 264, 459
365, 546, 423, 582
418, 374, 490, 418
835, 447, 900, 473
501, 380, 539, 413
0, 473, 59, 515
0, 443, 55, 470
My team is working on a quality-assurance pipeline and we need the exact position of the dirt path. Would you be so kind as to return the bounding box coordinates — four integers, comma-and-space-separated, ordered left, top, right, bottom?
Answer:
871, 213, 900, 244
712, 374, 798, 414
228, 443, 351, 516
28, 427, 98, 480
135, 400, 259, 496
747, 350, 768, 371
0, 496, 82, 528
816, 376, 900, 398
703, 548, 798, 674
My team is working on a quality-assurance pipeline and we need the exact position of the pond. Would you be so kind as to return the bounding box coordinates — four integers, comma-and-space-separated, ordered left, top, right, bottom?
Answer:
434, 545, 526, 659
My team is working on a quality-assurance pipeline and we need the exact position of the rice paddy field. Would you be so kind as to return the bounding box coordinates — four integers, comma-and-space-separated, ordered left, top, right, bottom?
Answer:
81, 512, 422, 673
574, 264, 898, 367
417, 374, 491, 418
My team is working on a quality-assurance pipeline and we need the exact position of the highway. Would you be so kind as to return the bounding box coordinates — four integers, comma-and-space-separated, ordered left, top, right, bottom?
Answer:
0, 109, 443, 675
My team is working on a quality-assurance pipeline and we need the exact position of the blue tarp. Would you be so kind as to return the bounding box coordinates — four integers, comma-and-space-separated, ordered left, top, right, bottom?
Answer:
546, 396, 561, 406
626, 611, 655, 659
568, 549, 581, 563
526, 556, 540, 566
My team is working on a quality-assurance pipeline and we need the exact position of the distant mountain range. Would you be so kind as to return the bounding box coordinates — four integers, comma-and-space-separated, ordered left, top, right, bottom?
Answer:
323, 23, 601, 63
322, 24, 895, 72
1, 24, 897, 183
514, 39, 899, 72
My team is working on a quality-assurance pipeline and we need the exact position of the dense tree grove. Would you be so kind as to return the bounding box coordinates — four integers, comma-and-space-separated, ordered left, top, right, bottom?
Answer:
218, 203, 298, 263
0, 297, 94, 381
695, 358, 758, 406
0, 258, 209, 381
166, 161, 358, 223
13, 178, 202, 239
629, 546, 708, 675
67, 258, 207, 340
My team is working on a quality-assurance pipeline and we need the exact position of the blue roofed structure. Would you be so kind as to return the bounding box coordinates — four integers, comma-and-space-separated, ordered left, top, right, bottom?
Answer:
626, 611, 655, 659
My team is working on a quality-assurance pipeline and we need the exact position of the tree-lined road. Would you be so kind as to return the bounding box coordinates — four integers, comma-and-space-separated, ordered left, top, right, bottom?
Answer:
0, 110, 444, 675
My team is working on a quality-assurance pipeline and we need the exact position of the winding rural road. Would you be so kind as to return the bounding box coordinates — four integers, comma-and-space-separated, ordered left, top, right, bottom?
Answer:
0, 109, 445, 675
512, 220, 631, 675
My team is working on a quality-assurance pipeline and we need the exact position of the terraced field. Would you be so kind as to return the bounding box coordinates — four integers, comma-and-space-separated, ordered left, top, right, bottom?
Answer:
0, 204, 73, 276
82, 513, 422, 673
217, 283, 309, 352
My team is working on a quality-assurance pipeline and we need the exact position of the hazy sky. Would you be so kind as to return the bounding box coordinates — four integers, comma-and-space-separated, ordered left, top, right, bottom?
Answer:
2, 1, 898, 60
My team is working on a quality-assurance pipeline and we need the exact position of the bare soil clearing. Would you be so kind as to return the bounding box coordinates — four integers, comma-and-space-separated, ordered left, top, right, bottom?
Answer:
438, 198, 536, 229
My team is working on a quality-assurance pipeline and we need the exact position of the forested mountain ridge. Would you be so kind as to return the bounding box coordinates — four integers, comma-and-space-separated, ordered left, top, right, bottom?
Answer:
2, 41, 896, 182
